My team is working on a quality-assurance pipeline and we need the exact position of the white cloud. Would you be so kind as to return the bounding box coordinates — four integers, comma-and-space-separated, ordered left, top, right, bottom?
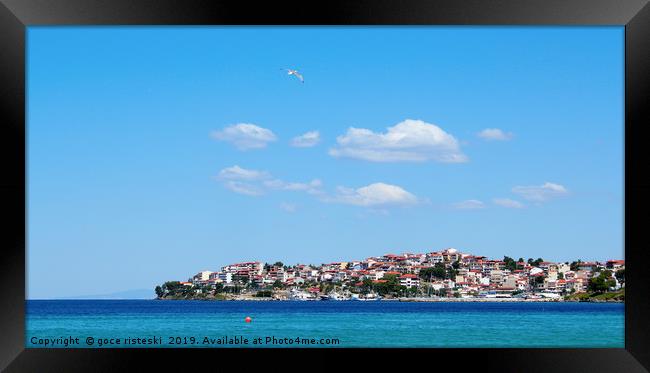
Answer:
332, 182, 418, 207
329, 119, 467, 163
216, 166, 322, 196
263, 179, 323, 195
477, 128, 513, 141
280, 202, 297, 213
216, 167, 419, 210
453, 199, 486, 209
210, 123, 277, 150
223, 181, 264, 196
218, 165, 270, 181
512, 182, 568, 202
493, 198, 525, 209
291, 131, 320, 148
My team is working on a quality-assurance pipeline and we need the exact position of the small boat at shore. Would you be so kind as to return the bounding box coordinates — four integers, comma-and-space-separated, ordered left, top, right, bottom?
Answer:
290, 289, 317, 301
361, 293, 382, 301
319, 292, 350, 301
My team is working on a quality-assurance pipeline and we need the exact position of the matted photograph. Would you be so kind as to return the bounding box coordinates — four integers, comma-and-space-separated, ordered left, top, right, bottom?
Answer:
25, 26, 626, 348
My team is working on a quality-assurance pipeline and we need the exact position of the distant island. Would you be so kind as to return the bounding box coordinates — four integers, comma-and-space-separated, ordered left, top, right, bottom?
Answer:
155, 248, 625, 302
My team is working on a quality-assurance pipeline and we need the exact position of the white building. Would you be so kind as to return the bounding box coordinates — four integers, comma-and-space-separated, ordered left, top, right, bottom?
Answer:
193, 270, 214, 283
213, 272, 232, 284
399, 274, 420, 288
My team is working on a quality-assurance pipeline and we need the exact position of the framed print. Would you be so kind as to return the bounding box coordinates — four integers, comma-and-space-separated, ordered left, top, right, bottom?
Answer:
0, 0, 649, 371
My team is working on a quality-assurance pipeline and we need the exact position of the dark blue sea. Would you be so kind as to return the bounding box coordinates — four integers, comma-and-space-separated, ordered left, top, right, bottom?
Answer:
26, 300, 624, 348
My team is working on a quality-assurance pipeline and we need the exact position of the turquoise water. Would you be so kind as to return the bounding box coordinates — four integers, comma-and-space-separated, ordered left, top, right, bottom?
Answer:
26, 300, 624, 348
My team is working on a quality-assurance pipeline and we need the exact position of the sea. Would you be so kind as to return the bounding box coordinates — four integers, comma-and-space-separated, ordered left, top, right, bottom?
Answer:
26, 300, 624, 348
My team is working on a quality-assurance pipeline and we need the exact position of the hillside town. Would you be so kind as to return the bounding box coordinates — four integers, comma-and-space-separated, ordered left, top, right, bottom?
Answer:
155, 248, 625, 302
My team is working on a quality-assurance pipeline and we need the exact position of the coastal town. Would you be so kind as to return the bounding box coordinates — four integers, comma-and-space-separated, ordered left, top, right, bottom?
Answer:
155, 248, 625, 302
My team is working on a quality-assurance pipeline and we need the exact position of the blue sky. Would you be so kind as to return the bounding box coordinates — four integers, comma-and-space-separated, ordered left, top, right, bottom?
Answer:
27, 27, 623, 299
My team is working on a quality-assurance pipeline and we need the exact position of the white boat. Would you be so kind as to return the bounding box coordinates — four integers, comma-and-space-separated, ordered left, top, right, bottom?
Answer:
361, 293, 382, 301
290, 289, 316, 301
328, 292, 348, 301
539, 292, 561, 299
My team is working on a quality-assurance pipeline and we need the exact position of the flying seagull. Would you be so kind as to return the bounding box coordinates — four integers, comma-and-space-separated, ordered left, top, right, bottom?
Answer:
283, 68, 304, 83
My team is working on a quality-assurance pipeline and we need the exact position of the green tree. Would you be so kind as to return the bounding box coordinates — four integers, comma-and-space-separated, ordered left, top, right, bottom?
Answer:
361, 278, 374, 294
446, 267, 458, 280
407, 286, 418, 297
419, 263, 447, 281
570, 260, 583, 271
272, 280, 284, 289
418, 267, 436, 281
432, 263, 447, 279
161, 281, 183, 297
233, 275, 249, 285
503, 256, 517, 272
155, 286, 163, 298
273, 261, 284, 268
588, 270, 616, 293
374, 274, 401, 296
255, 290, 272, 297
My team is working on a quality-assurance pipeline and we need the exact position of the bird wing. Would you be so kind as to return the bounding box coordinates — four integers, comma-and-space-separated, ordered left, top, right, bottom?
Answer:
294, 72, 304, 82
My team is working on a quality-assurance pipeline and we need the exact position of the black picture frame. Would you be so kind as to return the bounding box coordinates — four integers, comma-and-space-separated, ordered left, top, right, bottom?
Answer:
1, 0, 648, 371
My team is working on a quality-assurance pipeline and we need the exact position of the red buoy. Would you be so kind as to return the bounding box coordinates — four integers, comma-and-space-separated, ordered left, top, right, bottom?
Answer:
245, 316, 252, 323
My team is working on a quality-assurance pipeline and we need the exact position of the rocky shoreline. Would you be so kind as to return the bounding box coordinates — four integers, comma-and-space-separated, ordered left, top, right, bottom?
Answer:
156, 296, 622, 303
397, 297, 622, 303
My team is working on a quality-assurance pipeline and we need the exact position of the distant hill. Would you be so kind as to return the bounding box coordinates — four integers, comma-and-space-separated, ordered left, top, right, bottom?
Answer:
57, 289, 155, 300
